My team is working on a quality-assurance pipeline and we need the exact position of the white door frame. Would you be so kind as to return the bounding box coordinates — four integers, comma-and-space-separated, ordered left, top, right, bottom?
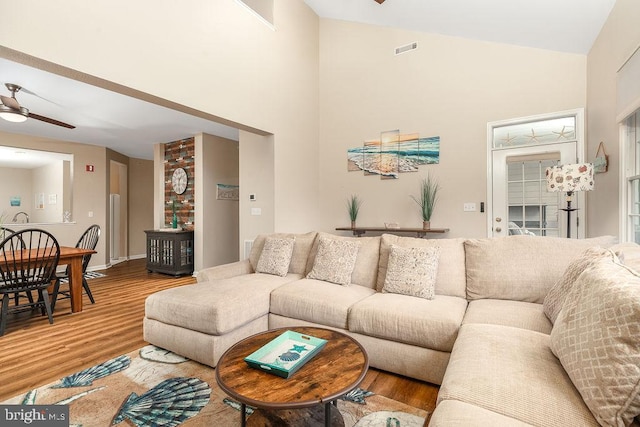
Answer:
486, 109, 586, 238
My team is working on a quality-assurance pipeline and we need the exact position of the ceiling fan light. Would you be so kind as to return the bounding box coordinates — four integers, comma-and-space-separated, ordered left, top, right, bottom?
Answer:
0, 105, 28, 123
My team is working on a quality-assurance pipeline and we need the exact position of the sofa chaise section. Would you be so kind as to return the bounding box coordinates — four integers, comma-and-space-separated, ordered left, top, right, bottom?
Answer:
143, 231, 318, 367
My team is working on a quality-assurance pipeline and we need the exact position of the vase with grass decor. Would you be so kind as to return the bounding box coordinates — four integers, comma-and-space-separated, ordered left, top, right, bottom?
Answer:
171, 200, 178, 229
411, 174, 440, 230
346, 195, 363, 229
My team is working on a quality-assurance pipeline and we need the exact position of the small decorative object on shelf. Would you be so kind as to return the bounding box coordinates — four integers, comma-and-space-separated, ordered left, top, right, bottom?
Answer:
244, 330, 328, 378
411, 173, 440, 230
346, 194, 363, 229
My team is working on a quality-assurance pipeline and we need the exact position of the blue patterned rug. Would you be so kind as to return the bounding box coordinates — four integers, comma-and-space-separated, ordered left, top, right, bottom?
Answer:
3, 345, 428, 426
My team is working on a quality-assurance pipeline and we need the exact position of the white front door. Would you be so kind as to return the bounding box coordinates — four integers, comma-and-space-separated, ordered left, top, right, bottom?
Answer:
487, 109, 585, 238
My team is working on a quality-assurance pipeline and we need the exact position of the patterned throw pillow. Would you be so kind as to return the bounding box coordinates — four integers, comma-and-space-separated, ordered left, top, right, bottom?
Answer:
307, 236, 360, 286
543, 247, 616, 324
382, 245, 440, 299
550, 257, 640, 427
255, 236, 295, 277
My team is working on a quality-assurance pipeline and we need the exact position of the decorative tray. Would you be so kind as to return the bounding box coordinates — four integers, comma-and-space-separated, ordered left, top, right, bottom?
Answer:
244, 330, 327, 378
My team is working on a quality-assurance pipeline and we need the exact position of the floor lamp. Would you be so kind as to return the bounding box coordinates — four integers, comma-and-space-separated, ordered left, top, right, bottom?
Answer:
546, 163, 594, 238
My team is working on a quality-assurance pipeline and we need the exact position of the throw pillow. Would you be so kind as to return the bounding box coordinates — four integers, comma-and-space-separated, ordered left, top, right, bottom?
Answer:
306, 236, 360, 286
550, 257, 640, 426
543, 246, 617, 324
255, 236, 295, 277
382, 245, 440, 299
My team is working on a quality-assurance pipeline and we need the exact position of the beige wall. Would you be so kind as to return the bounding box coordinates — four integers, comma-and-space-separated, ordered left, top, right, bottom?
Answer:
0, 0, 321, 251
0, 167, 32, 220
195, 133, 239, 269
0, 131, 109, 266
239, 131, 275, 257
586, 0, 640, 239
128, 158, 154, 257
318, 20, 587, 238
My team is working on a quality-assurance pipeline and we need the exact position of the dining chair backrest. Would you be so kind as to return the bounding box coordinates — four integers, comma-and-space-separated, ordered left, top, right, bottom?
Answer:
0, 227, 24, 249
0, 229, 60, 293
75, 225, 100, 274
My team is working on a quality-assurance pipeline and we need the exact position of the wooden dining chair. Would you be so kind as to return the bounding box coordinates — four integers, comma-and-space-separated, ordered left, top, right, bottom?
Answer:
0, 227, 34, 306
51, 224, 100, 311
0, 229, 60, 336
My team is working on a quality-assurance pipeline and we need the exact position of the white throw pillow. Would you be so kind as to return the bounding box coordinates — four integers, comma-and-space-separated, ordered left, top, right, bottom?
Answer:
255, 236, 295, 277
307, 236, 360, 286
382, 245, 440, 299
543, 246, 617, 324
550, 257, 640, 426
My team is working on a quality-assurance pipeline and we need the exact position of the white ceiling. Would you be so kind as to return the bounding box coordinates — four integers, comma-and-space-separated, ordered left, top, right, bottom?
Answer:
0, 0, 616, 161
303, 0, 617, 55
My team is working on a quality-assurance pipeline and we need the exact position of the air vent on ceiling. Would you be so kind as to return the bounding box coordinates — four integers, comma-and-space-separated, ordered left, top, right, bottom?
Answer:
395, 42, 418, 56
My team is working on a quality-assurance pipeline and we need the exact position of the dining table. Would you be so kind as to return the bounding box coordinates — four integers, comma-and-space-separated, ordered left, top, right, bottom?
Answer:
1, 245, 96, 313
52, 246, 97, 313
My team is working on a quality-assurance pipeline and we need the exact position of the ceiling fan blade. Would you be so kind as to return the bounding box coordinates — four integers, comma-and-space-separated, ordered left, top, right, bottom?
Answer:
28, 112, 76, 129
0, 94, 21, 110
374, 0, 385, 3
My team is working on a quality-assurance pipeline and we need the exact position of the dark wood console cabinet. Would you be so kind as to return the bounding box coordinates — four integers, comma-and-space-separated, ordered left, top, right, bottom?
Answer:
145, 230, 194, 276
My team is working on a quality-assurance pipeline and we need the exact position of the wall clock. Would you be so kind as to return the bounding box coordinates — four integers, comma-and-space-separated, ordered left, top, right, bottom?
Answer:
171, 167, 188, 195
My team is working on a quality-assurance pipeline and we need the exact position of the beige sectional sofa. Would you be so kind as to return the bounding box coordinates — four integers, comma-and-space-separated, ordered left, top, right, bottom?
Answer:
143, 231, 640, 426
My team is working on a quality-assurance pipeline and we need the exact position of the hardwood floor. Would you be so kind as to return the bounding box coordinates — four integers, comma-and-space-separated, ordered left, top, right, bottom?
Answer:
0, 258, 439, 415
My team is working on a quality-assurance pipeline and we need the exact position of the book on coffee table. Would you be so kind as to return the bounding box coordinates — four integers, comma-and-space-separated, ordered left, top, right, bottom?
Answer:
244, 330, 328, 378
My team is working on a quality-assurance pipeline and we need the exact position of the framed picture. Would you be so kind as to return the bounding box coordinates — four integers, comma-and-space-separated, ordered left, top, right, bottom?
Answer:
35, 193, 45, 210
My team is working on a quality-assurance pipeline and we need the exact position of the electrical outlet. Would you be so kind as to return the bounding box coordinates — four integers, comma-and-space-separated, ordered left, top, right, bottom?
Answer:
463, 203, 477, 212
251, 207, 262, 216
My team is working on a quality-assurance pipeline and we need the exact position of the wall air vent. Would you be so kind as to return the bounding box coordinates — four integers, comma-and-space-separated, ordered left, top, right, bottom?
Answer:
395, 42, 418, 56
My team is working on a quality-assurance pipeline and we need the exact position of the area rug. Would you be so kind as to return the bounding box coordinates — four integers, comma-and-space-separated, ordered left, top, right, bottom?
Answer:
3, 345, 428, 426
57, 271, 106, 284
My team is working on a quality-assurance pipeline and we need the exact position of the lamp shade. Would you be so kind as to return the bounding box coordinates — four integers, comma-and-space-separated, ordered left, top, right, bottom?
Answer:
546, 163, 594, 193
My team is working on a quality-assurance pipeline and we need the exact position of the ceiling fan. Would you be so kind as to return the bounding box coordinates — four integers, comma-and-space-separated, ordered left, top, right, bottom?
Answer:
0, 83, 75, 129
374, 0, 385, 3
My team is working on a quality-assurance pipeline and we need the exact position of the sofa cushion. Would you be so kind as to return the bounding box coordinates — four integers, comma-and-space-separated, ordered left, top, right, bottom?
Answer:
249, 232, 317, 275
611, 242, 640, 272
377, 234, 466, 298
463, 299, 552, 334
270, 278, 376, 329
306, 232, 380, 289
255, 236, 295, 277
307, 236, 360, 286
145, 273, 301, 335
382, 245, 439, 299
348, 293, 467, 352
429, 400, 534, 427
465, 235, 617, 303
438, 323, 599, 426
550, 257, 640, 427
543, 246, 617, 324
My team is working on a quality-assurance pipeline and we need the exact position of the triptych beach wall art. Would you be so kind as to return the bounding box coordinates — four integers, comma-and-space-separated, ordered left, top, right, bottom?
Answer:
347, 130, 440, 179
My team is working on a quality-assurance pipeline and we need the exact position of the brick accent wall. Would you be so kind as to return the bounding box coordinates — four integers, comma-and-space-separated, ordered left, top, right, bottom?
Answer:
164, 137, 195, 228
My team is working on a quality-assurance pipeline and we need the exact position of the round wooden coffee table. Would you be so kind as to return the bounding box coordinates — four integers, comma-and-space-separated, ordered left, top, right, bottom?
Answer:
216, 326, 369, 427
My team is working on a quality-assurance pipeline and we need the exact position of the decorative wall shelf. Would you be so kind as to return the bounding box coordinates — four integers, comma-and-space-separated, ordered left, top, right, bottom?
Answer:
335, 227, 449, 238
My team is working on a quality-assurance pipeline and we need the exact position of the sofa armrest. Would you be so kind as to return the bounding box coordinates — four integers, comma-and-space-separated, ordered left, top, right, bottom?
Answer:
196, 259, 253, 282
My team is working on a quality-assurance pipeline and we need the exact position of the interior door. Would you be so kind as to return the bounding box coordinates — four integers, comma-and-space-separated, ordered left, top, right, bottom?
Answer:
491, 143, 577, 237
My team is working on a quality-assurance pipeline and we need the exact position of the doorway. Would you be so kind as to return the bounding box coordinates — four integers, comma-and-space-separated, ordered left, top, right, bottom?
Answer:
487, 109, 585, 238
110, 160, 128, 263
